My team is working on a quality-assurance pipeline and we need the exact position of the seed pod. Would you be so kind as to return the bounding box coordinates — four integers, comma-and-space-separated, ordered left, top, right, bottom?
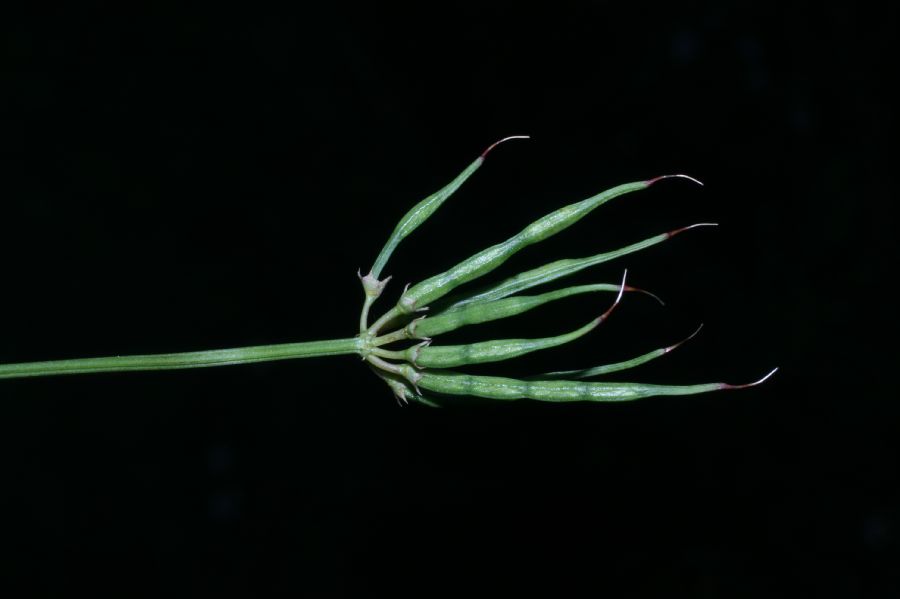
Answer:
537, 325, 704, 379
417, 368, 778, 403
403, 313, 602, 368
445, 224, 715, 309
409, 283, 628, 339
369, 136, 528, 279
394, 180, 651, 313
382, 273, 626, 368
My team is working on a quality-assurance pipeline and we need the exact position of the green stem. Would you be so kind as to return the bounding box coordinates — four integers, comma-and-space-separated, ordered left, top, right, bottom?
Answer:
0, 337, 362, 380
371, 328, 410, 347
360, 295, 376, 333
371, 347, 406, 360
368, 306, 402, 336
364, 354, 405, 377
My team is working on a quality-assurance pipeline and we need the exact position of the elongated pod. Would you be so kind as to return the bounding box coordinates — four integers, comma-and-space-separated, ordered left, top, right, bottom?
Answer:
379, 273, 626, 368
368, 136, 529, 279
445, 224, 715, 309
536, 325, 704, 379
392, 180, 651, 315
417, 368, 779, 403
407, 283, 632, 339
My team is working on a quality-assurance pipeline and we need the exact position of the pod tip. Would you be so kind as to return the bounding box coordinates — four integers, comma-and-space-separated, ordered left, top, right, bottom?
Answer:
720, 367, 780, 390
667, 222, 719, 238
597, 270, 628, 323
481, 135, 531, 159
664, 323, 704, 354
646, 174, 705, 187
625, 285, 666, 306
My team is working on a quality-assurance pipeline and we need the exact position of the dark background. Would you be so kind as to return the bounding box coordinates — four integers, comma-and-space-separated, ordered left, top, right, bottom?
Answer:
1, 2, 896, 596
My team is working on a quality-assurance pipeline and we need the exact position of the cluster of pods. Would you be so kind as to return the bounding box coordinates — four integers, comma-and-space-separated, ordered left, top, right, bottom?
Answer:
357, 137, 776, 406
0, 136, 774, 405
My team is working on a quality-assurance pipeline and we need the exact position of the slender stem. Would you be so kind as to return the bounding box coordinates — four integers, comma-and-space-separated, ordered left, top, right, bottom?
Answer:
371, 328, 409, 347
359, 296, 375, 333
365, 354, 407, 378
371, 347, 406, 360
0, 337, 362, 380
367, 306, 402, 336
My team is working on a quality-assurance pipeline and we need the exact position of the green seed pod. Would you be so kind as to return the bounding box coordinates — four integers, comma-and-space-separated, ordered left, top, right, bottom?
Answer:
393, 180, 651, 314
417, 368, 778, 403
445, 224, 714, 309
409, 283, 630, 339
405, 312, 600, 368
536, 324, 704, 379
383, 274, 626, 368
368, 136, 528, 280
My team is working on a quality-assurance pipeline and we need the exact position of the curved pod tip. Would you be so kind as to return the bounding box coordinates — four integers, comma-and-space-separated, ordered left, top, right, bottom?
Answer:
664, 323, 705, 354
720, 367, 780, 390
667, 222, 719, 238
596, 270, 628, 324
625, 285, 666, 306
646, 174, 705, 187
481, 135, 531, 159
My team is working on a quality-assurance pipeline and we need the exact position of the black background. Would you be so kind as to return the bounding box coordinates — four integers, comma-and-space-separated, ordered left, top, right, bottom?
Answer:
2, 2, 896, 596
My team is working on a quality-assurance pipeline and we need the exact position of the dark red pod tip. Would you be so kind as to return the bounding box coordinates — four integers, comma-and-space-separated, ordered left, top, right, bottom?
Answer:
664, 324, 704, 354
624, 285, 666, 306
646, 173, 705, 187
597, 270, 628, 324
667, 222, 719, 238
719, 367, 780, 390
480, 135, 531, 159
